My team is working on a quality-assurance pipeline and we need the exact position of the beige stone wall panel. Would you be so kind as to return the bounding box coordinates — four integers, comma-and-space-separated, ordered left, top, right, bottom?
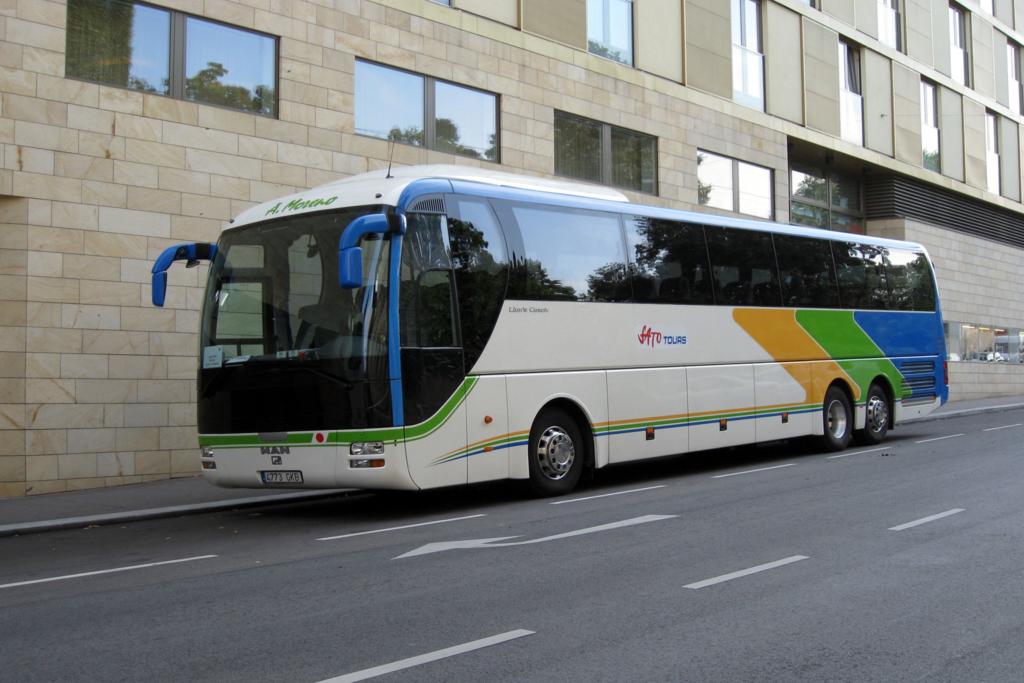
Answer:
994, 30, 1010, 107
972, 20, 996, 99
938, 86, 964, 181
803, 19, 840, 136
963, 97, 988, 188
893, 62, 923, 164
931, 0, 951, 76
636, 0, 683, 82
684, 0, 732, 98
765, 3, 803, 125
905, 0, 935, 67
854, 0, 878, 38
822, 0, 855, 25
999, 116, 1020, 200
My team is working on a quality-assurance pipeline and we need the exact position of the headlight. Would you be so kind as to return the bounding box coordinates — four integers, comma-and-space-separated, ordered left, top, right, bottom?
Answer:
349, 442, 384, 456
201, 446, 215, 459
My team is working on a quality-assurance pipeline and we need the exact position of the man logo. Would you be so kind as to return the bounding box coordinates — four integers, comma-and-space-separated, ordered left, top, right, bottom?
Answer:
261, 446, 290, 455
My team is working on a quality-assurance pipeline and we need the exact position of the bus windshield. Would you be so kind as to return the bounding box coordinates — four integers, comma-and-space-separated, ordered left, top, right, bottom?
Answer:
198, 206, 394, 433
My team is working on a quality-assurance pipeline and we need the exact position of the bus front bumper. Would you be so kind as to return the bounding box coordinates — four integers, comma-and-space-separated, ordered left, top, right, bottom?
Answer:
198, 443, 418, 491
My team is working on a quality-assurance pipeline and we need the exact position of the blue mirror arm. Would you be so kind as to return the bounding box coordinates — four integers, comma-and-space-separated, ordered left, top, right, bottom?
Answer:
150, 242, 218, 307
339, 214, 391, 250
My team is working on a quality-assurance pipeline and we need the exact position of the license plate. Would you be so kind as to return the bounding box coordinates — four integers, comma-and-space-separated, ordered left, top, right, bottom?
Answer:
260, 470, 303, 485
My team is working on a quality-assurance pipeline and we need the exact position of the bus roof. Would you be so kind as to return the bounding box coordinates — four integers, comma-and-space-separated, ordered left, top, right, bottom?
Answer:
227, 164, 927, 254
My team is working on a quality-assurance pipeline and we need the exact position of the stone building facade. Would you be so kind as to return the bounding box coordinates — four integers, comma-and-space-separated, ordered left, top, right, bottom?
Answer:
1, 0, 1023, 495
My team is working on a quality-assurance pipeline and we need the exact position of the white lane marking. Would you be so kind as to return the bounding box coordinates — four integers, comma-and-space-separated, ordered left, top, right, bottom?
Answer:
318, 629, 535, 682
711, 463, 795, 479
549, 485, 666, 505
915, 434, 964, 444
889, 508, 965, 531
0, 555, 218, 590
316, 514, 486, 541
395, 514, 677, 559
983, 423, 1023, 432
828, 446, 889, 460
684, 555, 809, 590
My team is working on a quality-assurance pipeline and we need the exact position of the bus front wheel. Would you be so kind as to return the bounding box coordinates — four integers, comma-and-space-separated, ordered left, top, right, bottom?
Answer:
855, 383, 890, 445
528, 408, 584, 496
821, 386, 853, 451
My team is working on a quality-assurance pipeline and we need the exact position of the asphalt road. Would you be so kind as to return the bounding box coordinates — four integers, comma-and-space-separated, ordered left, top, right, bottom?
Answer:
2, 408, 1024, 682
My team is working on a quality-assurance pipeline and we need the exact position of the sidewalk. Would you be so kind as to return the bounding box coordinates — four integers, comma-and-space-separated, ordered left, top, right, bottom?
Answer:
2, 394, 1023, 537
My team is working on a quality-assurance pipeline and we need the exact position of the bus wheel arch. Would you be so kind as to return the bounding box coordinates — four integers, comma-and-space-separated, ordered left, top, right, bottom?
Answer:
855, 378, 893, 445
526, 399, 594, 497
820, 380, 854, 451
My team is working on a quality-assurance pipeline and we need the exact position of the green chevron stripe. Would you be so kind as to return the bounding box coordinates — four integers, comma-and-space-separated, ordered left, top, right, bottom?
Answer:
795, 310, 906, 401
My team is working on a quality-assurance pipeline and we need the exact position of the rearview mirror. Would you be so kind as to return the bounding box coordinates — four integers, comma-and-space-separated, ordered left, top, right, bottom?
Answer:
150, 242, 217, 307
338, 214, 389, 288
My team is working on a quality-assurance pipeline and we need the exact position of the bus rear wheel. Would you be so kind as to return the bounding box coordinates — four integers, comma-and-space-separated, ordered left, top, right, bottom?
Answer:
527, 408, 584, 496
821, 386, 853, 451
855, 383, 890, 445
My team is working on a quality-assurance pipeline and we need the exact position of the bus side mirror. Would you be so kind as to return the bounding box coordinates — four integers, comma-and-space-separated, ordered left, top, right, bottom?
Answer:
338, 214, 389, 289
339, 247, 363, 288
151, 242, 217, 307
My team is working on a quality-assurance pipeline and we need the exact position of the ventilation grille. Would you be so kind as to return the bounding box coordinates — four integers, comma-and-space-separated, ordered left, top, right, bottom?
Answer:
900, 360, 935, 375
864, 174, 1024, 249
903, 376, 936, 390
409, 197, 446, 214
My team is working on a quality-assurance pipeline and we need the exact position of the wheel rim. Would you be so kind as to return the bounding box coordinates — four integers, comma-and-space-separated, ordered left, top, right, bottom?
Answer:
866, 394, 889, 434
826, 399, 848, 440
536, 426, 575, 480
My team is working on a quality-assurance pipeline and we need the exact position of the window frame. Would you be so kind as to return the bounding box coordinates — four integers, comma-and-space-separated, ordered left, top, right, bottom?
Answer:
587, 0, 635, 66
948, 3, 971, 87
732, 0, 765, 111
65, 0, 280, 118
354, 59, 501, 163
553, 110, 658, 195
877, 0, 903, 51
839, 39, 864, 146
788, 166, 864, 234
1008, 41, 1023, 115
697, 150, 774, 220
920, 79, 941, 172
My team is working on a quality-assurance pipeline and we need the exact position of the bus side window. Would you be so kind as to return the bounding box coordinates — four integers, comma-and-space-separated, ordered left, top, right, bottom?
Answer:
774, 235, 839, 308
624, 217, 713, 305
400, 213, 458, 348
833, 241, 890, 310
885, 249, 936, 311
509, 204, 629, 302
448, 197, 509, 371
706, 227, 781, 307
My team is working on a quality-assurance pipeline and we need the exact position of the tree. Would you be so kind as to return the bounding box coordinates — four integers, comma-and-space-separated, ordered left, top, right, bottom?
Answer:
185, 62, 274, 115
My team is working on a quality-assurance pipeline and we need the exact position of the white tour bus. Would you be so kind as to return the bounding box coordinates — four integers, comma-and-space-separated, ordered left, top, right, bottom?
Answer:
151, 165, 948, 495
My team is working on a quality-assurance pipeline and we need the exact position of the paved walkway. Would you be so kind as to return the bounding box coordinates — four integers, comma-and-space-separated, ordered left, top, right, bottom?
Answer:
2, 394, 1022, 537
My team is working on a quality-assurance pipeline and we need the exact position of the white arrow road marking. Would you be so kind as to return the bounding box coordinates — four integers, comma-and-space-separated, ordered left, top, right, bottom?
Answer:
394, 514, 677, 559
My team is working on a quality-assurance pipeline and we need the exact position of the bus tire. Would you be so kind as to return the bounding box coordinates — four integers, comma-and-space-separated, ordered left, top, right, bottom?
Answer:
855, 383, 890, 445
527, 408, 584, 496
821, 386, 853, 451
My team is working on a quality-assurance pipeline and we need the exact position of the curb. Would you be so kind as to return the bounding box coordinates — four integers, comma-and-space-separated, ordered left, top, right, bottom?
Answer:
902, 401, 1024, 425
0, 489, 357, 538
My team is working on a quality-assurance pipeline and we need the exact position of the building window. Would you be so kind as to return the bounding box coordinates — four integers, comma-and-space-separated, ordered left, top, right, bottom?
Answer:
920, 80, 940, 172
1008, 42, 1022, 115
732, 0, 764, 111
839, 41, 863, 146
587, 0, 633, 66
354, 61, 499, 162
66, 0, 277, 116
877, 0, 902, 51
554, 112, 657, 194
789, 167, 864, 234
980, 0, 993, 14
949, 4, 970, 87
946, 322, 1022, 362
986, 112, 1000, 194
697, 151, 772, 219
